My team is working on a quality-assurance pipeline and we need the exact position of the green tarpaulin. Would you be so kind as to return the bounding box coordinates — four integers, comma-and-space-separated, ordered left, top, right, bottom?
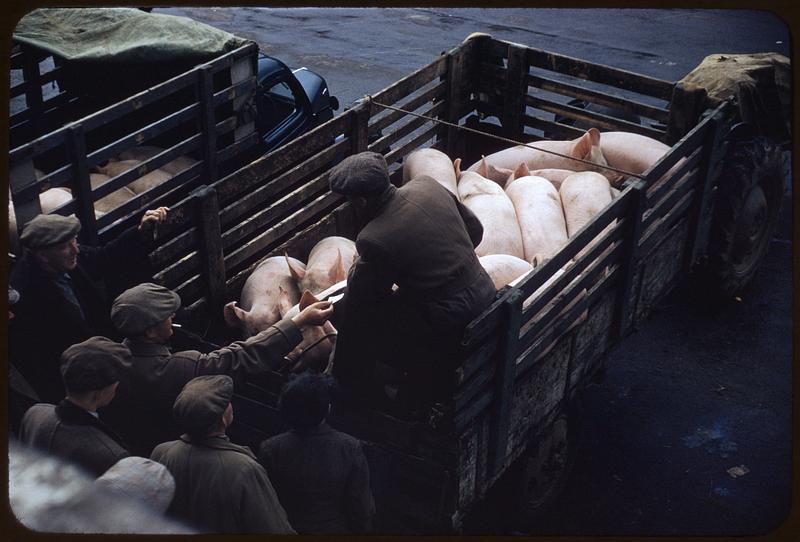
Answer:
13, 7, 250, 66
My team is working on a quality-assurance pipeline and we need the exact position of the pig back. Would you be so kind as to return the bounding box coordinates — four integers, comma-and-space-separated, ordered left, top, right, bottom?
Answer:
506, 176, 569, 266
559, 172, 613, 237
458, 172, 525, 259
240, 256, 303, 322
402, 148, 458, 197
599, 131, 671, 175
479, 254, 533, 289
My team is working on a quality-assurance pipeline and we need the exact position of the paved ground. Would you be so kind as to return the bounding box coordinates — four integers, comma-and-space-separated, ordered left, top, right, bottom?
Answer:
155, 7, 795, 537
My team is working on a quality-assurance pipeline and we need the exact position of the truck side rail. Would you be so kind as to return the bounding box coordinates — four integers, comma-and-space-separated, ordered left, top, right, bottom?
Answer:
9, 42, 258, 246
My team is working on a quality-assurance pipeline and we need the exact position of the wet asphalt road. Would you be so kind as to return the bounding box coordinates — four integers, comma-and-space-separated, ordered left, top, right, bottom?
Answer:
157, 7, 794, 536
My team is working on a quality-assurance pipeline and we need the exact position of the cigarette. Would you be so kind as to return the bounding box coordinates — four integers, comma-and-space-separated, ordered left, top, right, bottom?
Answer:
172, 323, 182, 328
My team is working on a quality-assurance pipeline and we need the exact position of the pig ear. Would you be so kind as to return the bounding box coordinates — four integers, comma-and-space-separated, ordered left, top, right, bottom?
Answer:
512, 162, 530, 180
285, 253, 305, 282
454, 158, 462, 181
223, 301, 248, 329
487, 163, 514, 185
571, 128, 602, 159
477, 156, 488, 177
299, 289, 320, 310
587, 127, 601, 145
329, 249, 346, 285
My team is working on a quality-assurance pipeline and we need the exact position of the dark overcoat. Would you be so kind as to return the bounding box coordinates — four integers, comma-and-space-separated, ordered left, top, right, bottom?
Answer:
333, 177, 496, 400
151, 434, 295, 534
19, 400, 130, 477
9, 227, 153, 403
258, 422, 375, 534
102, 319, 303, 457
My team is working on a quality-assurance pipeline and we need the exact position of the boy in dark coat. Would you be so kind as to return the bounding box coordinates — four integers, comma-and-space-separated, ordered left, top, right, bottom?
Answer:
19, 336, 131, 477
258, 372, 374, 534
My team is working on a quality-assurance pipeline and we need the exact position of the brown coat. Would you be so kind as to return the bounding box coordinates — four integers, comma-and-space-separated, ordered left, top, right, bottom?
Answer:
102, 319, 302, 457
19, 400, 130, 477
151, 435, 295, 534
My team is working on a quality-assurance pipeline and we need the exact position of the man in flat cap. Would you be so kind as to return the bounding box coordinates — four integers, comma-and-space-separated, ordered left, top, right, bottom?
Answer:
19, 336, 131, 477
328, 151, 496, 412
151, 375, 295, 533
102, 282, 333, 457
9, 208, 168, 403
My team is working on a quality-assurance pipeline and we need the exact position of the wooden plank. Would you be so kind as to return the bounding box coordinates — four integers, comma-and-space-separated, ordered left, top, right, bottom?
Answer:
645, 146, 702, 206
488, 288, 523, 474
9, 159, 42, 233
521, 221, 626, 321
369, 81, 446, 136
461, 290, 512, 350
524, 115, 586, 140
66, 124, 99, 245
643, 170, 700, 231
523, 45, 675, 101
686, 103, 733, 268
370, 56, 448, 113
641, 117, 709, 189
519, 240, 624, 350
191, 186, 227, 324
198, 66, 218, 185
454, 390, 493, 432
639, 189, 696, 257
516, 192, 632, 299
614, 180, 647, 339
453, 362, 496, 413
525, 95, 665, 139
371, 101, 445, 157
445, 40, 470, 158
665, 82, 709, 145
454, 338, 499, 386
383, 122, 442, 165
502, 44, 528, 140
527, 72, 671, 123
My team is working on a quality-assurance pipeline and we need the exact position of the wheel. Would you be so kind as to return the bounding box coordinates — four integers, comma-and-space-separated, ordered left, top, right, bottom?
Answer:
704, 135, 784, 299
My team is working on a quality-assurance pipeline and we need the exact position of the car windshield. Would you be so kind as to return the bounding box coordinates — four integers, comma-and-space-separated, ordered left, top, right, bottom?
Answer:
257, 80, 297, 135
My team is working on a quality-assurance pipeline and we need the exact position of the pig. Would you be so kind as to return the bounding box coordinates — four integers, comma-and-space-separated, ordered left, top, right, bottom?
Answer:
479, 254, 533, 289
456, 161, 525, 259
598, 131, 671, 178
118, 146, 199, 177
505, 172, 569, 267
559, 171, 613, 238
89, 173, 138, 214
467, 128, 620, 185
286, 236, 357, 296
223, 256, 304, 338
8, 187, 74, 253
402, 148, 459, 197
95, 159, 173, 195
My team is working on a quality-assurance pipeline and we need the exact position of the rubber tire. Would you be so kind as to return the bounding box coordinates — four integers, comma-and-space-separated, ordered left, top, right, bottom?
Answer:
704, 136, 784, 299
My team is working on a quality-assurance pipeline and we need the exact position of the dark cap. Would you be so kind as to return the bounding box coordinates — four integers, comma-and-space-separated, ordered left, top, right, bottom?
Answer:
20, 214, 81, 249
328, 151, 390, 197
111, 283, 181, 336
60, 336, 131, 393
173, 375, 234, 435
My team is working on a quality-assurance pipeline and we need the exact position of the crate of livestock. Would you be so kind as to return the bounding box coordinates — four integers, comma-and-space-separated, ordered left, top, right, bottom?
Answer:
9, 30, 788, 533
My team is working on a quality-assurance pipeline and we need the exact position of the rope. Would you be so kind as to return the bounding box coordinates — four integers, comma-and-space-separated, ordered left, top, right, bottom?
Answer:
364, 96, 645, 180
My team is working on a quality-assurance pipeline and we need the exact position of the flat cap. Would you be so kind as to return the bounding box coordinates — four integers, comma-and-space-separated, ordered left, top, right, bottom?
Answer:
111, 283, 181, 336
328, 151, 390, 197
20, 214, 81, 249
60, 336, 131, 393
173, 375, 234, 435
95, 457, 176, 513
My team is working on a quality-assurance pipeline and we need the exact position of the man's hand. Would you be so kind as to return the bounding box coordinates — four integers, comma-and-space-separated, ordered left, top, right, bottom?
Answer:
291, 300, 334, 328
138, 206, 170, 237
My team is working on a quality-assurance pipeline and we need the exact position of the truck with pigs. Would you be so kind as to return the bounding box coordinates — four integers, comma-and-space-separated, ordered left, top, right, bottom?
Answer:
8, 7, 338, 252
8, 17, 789, 533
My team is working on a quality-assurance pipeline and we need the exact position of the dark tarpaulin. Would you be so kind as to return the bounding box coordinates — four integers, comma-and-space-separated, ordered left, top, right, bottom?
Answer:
12, 7, 253, 99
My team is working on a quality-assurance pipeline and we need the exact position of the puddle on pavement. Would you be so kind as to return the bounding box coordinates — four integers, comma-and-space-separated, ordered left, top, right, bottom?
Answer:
682, 423, 739, 458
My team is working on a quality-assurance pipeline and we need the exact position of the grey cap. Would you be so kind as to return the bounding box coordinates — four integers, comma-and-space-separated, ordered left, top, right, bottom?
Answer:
173, 375, 234, 436
60, 336, 131, 393
95, 457, 176, 514
20, 214, 81, 249
111, 283, 181, 337
328, 151, 390, 197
